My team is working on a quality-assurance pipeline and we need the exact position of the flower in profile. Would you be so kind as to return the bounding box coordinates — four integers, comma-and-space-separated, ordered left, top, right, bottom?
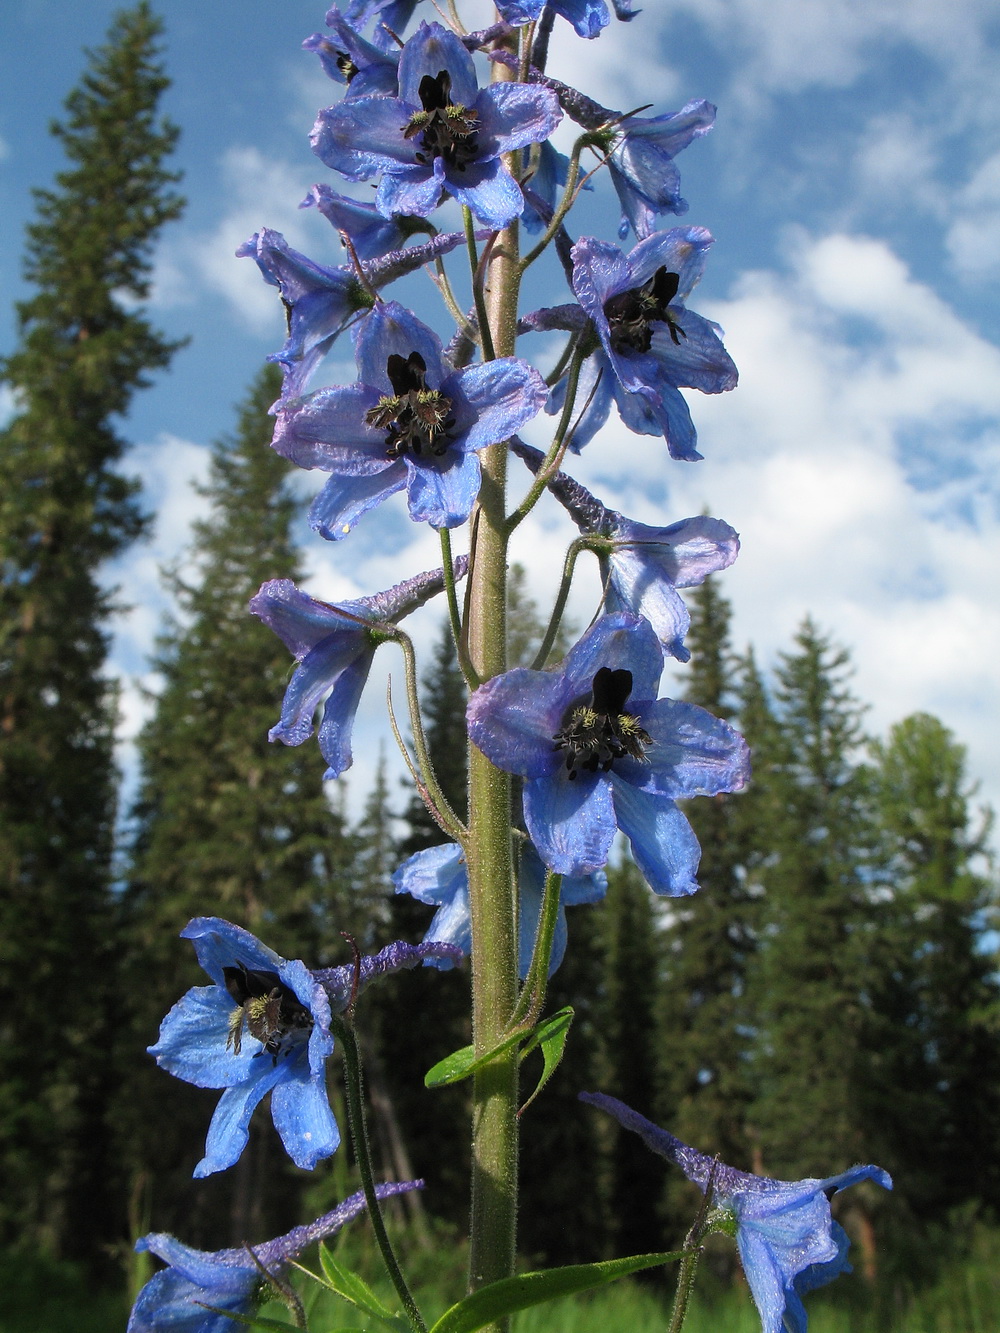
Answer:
569, 227, 737, 460
393, 840, 606, 976
303, 7, 400, 99
580, 1093, 892, 1333
128, 1183, 420, 1333
271, 301, 546, 537
512, 440, 738, 659
311, 22, 561, 227
467, 613, 749, 891
149, 919, 339, 1177
495, 0, 611, 38
251, 558, 465, 779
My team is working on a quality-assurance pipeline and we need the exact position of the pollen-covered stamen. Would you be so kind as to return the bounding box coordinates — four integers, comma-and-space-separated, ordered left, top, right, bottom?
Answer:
223, 963, 313, 1064
604, 267, 687, 354
335, 50, 359, 82
403, 69, 479, 171
364, 351, 455, 459
553, 666, 652, 780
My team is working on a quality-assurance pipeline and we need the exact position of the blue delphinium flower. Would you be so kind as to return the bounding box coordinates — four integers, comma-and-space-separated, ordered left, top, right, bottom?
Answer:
494, 0, 610, 39
311, 22, 561, 227
149, 919, 340, 1177
393, 840, 607, 976
271, 300, 546, 537
467, 612, 749, 891
580, 1093, 892, 1333
511, 440, 738, 659
342, 0, 422, 53
303, 7, 400, 98
251, 558, 465, 778
568, 227, 738, 459
301, 182, 424, 261
129, 1183, 420, 1333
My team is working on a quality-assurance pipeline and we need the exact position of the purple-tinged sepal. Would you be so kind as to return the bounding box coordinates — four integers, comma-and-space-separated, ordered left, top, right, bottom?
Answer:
512, 440, 738, 658
251, 557, 467, 778
580, 1094, 892, 1333
315, 938, 465, 1009
467, 613, 749, 889
148, 919, 339, 1177
129, 1184, 420, 1333
393, 841, 606, 976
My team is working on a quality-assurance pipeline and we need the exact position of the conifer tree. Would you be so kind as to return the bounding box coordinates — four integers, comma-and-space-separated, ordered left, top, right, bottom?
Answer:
658, 578, 756, 1175
119, 364, 353, 1245
0, 4, 183, 1262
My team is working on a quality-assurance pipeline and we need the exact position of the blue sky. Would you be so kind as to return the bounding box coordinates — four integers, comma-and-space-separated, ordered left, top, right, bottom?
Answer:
2, 0, 999, 828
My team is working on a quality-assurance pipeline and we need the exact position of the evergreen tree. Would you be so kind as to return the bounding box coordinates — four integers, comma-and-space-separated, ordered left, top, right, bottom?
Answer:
658, 578, 756, 1177
0, 4, 183, 1263
860, 715, 1000, 1234
119, 365, 353, 1246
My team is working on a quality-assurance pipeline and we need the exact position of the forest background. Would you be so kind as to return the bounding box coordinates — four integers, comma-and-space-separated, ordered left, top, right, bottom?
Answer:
1, 1, 1000, 1329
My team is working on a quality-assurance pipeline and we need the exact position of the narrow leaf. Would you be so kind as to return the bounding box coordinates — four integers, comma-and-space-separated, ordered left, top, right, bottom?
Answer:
424, 1029, 526, 1087
194, 1305, 300, 1332
316, 1245, 407, 1331
427, 1251, 683, 1333
518, 1006, 574, 1116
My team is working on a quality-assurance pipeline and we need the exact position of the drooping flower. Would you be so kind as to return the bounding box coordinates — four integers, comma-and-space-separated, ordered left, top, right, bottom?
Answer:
311, 22, 561, 228
148, 919, 340, 1177
494, 0, 610, 39
467, 613, 750, 891
511, 440, 738, 659
128, 1183, 420, 1333
303, 7, 400, 99
251, 558, 466, 779
580, 1093, 892, 1333
270, 301, 547, 537
393, 840, 607, 976
301, 182, 425, 261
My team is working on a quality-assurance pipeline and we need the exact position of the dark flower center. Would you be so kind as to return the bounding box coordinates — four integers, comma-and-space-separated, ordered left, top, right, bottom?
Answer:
603, 266, 686, 354
403, 69, 480, 172
364, 351, 455, 459
553, 666, 652, 780
335, 50, 359, 82
224, 962, 313, 1064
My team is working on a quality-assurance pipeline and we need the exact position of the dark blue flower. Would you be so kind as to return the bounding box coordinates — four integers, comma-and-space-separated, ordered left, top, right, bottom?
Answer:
311, 22, 561, 227
148, 919, 339, 1177
392, 840, 606, 976
271, 300, 547, 536
467, 613, 749, 891
303, 7, 400, 98
251, 558, 464, 778
129, 1184, 420, 1333
495, 0, 610, 38
301, 182, 423, 261
567, 227, 738, 459
580, 1094, 892, 1333
342, 0, 422, 53
511, 441, 738, 659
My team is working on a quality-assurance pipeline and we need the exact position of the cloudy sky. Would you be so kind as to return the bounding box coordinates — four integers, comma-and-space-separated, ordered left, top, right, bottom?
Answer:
2, 0, 999, 829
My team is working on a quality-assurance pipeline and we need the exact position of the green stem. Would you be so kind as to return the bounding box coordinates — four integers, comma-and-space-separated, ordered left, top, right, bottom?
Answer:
666, 1160, 719, 1333
439, 527, 479, 689
394, 630, 468, 841
518, 136, 584, 272
465, 37, 522, 1317
530, 539, 585, 670
506, 344, 586, 535
464, 207, 497, 362
510, 870, 562, 1028
334, 1018, 427, 1333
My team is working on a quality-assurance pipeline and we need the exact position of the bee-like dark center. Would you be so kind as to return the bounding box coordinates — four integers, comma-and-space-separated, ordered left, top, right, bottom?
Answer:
364, 351, 455, 459
335, 50, 359, 81
403, 69, 480, 171
223, 962, 313, 1064
553, 666, 652, 780
603, 266, 686, 354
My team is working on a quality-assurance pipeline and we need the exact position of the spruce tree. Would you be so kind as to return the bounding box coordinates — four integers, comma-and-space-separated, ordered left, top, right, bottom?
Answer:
0, 3, 183, 1262
119, 365, 354, 1246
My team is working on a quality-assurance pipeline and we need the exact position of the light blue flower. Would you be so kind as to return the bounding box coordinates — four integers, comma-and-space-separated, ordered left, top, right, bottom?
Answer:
392, 841, 606, 976
581, 1093, 892, 1333
311, 22, 561, 227
270, 301, 547, 537
251, 558, 465, 778
303, 7, 400, 98
467, 613, 749, 890
495, 0, 610, 39
129, 1184, 420, 1333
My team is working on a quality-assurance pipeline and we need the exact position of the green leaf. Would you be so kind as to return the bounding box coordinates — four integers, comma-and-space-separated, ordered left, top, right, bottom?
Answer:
518, 1006, 574, 1116
424, 1029, 525, 1088
194, 1305, 301, 1332
427, 1251, 683, 1333
314, 1245, 408, 1332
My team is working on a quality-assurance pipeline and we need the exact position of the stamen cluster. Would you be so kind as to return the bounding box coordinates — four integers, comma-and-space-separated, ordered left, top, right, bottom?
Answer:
364, 351, 455, 459
224, 962, 313, 1062
604, 265, 686, 353
404, 70, 479, 171
553, 666, 652, 779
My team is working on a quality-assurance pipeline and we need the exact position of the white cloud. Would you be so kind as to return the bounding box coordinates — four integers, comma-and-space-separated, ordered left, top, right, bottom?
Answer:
946, 152, 1000, 284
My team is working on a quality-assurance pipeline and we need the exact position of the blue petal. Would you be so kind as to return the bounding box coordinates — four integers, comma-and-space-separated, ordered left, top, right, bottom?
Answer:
269, 630, 367, 747
477, 82, 563, 154
270, 1068, 341, 1170
610, 783, 701, 896
404, 451, 482, 528
552, 0, 610, 37
127, 1265, 253, 1333
651, 310, 738, 394
194, 1059, 287, 1177
447, 358, 547, 453
546, 352, 615, 452
559, 611, 663, 703
311, 96, 416, 176
398, 22, 479, 111
355, 300, 447, 390
606, 555, 690, 659
303, 184, 408, 262
317, 650, 376, 776
625, 225, 713, 301
523, 770, 617, 875
181, 917, 284, 989
377, 161, 446, 219
392, 843, 467, 905
517, 863, 569, 976
309, 464, 408, 540
250, 580, 362, 661
447, 156, 525, 228
271, 385, 386, 471
149, 985, 255, 1090
467, 668, 573, 778
618, 697, 750, 797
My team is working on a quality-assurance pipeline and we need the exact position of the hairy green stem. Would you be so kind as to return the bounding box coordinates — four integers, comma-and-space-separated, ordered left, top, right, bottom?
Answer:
530, 539, 586, 670
510, 870, 562, 1028
465, 207, 497, 362
506, 344, 586, 534
439, 527, 480, 689
394, 631, 468, 841
334, 1018, 427, 1333
518, 136, 584, 272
